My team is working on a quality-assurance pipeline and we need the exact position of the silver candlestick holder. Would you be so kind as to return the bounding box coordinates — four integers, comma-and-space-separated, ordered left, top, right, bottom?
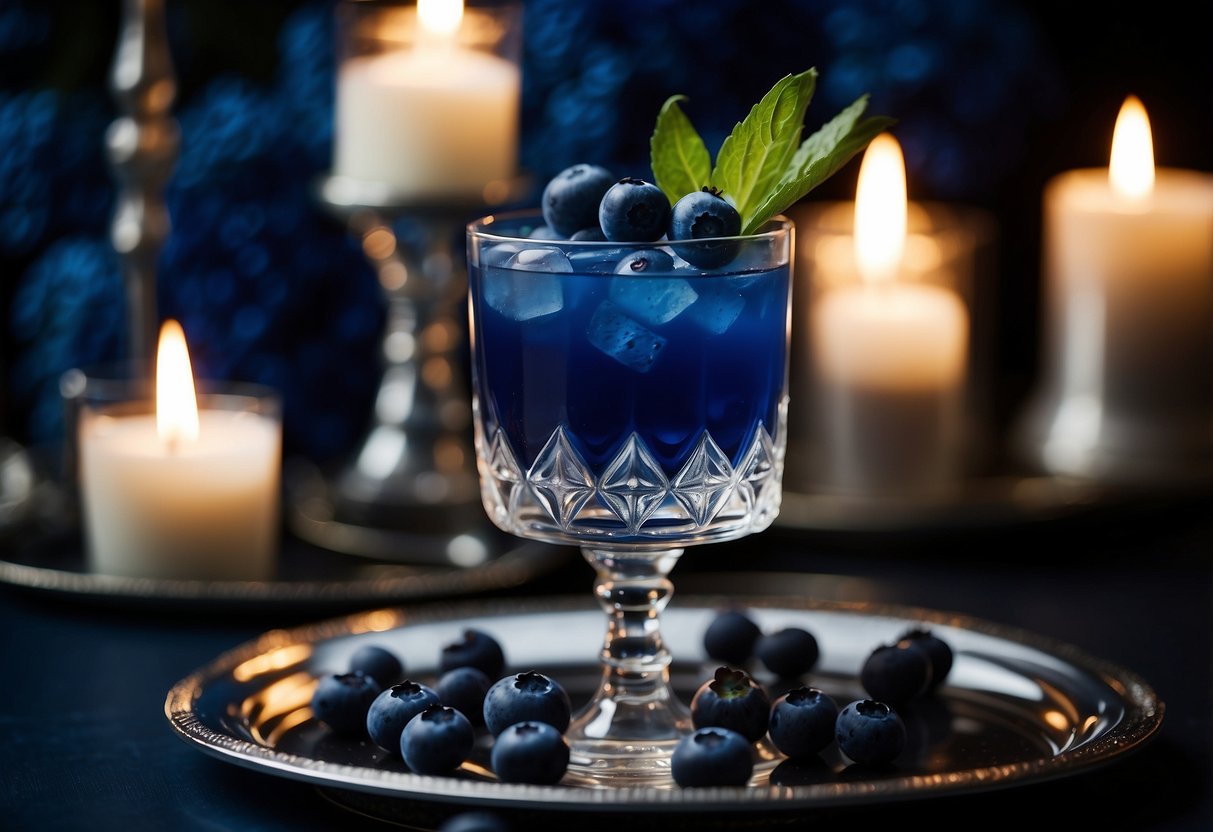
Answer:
42, 0, 177, 540
286, 173, 532, 564
106, 0, 177, 368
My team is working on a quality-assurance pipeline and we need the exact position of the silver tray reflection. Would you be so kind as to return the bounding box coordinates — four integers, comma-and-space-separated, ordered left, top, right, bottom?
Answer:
775, 470, 1212, 533
0, 533, 568, 612
165, 596, 1162, 824
0, 442, 570, 612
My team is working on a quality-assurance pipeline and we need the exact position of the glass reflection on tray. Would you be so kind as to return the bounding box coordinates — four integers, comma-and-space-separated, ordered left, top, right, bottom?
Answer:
168, 598, 1162, 816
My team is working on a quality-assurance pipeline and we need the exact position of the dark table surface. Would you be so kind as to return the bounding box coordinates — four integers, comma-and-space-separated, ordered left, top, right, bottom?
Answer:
1, 485, 1209, 832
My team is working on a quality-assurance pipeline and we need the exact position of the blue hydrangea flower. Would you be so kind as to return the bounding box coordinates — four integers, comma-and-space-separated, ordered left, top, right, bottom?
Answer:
9, 237, 125, 445
3, 0, 1060, 460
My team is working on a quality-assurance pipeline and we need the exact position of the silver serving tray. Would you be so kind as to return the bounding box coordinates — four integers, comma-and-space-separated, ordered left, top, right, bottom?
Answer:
164, 596, 1162, 823
0, 536, 567, 612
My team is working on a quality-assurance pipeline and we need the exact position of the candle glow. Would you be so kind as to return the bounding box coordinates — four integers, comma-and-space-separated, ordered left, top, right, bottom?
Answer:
78, 339, 283, 581
1108, 95, 1155, 201
854, 133, 908, 284
155, 319, 199, 446
807, 132, 970, 495
332, 0, 520, 200
417, 0, 463, 38
1020, 93, 1213, 480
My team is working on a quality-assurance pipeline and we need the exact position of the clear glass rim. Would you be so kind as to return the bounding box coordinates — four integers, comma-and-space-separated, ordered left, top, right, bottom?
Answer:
467, 208, 792, 248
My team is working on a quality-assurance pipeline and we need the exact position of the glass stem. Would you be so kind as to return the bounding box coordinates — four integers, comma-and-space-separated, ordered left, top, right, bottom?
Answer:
585, 545, 681, 677
564, 545, 693, 780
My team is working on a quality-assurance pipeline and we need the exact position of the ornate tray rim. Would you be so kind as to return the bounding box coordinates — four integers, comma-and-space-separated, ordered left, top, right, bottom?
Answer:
164, 594, 1164, 812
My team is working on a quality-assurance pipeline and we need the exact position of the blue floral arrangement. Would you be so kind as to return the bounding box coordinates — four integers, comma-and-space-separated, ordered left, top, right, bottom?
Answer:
2, 0, 1057, 464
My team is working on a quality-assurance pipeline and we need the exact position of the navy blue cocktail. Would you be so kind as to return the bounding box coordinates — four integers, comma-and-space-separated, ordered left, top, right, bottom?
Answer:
466, 210, 793, 783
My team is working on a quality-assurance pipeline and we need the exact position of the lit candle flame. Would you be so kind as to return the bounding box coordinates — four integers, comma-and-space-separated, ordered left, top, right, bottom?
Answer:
854, 132, 907, 284
418, 0, 463, 38
156, 319, 199, 447
1109, 94, 1154, 201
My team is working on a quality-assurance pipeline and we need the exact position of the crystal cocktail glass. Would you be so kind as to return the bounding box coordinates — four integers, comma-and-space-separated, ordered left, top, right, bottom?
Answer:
466, 210, 793, 784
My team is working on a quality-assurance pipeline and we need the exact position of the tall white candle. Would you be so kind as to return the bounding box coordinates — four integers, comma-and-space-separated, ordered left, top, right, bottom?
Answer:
1025, 95, 1213, 478
809, 135, 970, 496
79, 321, 282, 581
333, 0, 521, 201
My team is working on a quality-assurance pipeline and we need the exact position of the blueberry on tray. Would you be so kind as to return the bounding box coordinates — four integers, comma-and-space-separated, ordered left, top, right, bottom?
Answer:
671, 726, 754, 787
483, 670, 572, 737
310, 671, 379, 738
768, 686, 839, 759
439, 628, 506, 681
490, 721, 570, 785
400, 704, 475, 776
689, 665, 771, 743
366, 680, 441, 753
835, 698, 907, 766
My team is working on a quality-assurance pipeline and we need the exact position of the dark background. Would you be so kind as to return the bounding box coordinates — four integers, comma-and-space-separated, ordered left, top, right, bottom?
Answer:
2, 0, 1211, 469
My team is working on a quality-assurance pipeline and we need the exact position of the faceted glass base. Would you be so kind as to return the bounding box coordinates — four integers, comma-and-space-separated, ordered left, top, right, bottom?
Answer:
563, 679, 693, 786
474, 403, 786, 549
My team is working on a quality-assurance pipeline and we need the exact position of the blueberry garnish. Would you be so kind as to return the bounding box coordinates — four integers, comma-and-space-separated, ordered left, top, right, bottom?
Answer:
689, 665, 771, 743
671, 726, 754, 787
668, 187, 742, 268
569, 225, 607, 241
598, 177, 671, 242
527, 224, 564, 240
613, 247, 675, 275
835, 698, 907, 766
542, 163, 616, 237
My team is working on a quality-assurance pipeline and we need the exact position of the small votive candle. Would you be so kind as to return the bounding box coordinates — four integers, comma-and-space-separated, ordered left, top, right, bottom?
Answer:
790, 134, 993, 498
332, 0, 523, 202
77, 321, 282, 581
1017, 95, 1213, 482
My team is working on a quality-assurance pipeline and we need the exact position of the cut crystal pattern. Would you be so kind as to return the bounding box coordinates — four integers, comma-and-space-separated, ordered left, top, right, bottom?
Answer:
526, 426, 595, 529
476, 417, 786, 545
670, 432, 735, 527
738, 423, 779, 525
598, 433, 670, 532
487, 428, 523, 517
739, 425, 776, 491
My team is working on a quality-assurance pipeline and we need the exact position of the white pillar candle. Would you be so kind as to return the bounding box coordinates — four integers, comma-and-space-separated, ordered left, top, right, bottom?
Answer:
1025, 95, 1213, 479
333, 0, 521, 202
808, 134, 971, 496
79, 321, 282, 581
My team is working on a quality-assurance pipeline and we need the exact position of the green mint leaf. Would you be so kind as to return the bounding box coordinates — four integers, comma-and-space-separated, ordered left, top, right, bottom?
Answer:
742, 111, 895, 235
650, 95, 712, 206
784, 94, 873, 182
709, 69, 818, 223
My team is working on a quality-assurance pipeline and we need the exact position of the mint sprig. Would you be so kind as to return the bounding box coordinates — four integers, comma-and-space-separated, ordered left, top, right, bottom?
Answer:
649, 69, 895, 236
710, 69, 818, 224
650, 95, 711, 205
